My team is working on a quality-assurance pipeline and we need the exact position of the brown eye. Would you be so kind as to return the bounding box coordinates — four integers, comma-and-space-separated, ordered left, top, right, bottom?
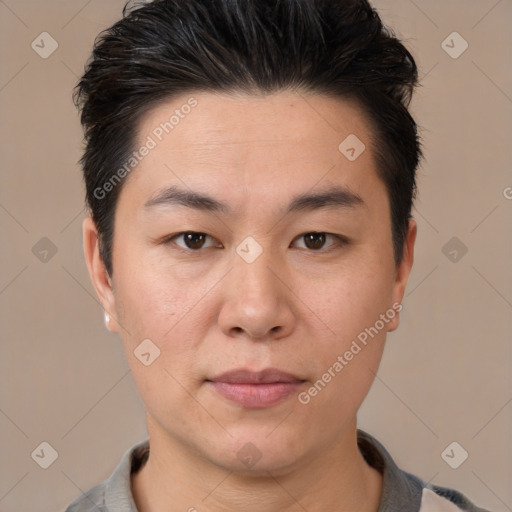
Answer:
303, 232, 326, 250
169, 232, 217, 251
292, 232, 346, 251
183, 232, 207, 249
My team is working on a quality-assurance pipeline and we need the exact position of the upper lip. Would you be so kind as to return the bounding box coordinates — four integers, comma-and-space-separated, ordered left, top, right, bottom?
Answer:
208, 368, 305, 384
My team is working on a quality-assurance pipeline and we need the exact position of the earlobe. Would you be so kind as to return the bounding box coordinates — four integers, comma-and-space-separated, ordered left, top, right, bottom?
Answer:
388, 218, 417, 332
82, 216, 120, 333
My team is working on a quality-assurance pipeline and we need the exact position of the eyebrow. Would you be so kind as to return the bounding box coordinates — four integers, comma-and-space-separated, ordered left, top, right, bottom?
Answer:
144, 184, 364, 215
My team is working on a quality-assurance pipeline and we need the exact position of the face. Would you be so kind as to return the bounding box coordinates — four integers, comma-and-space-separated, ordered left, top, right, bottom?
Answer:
84, 91, 415, 475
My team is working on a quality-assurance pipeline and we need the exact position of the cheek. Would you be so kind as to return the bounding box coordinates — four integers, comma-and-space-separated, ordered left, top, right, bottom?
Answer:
112, 258, 219, 398
114, 255, 204, 342
296, 258, 394, 402
299, 289, 389, 425
307, 259, 395, 342
116, 271, 205, 420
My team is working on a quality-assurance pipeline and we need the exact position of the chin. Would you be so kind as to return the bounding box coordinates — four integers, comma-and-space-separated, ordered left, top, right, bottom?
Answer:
205, 428, 312, 477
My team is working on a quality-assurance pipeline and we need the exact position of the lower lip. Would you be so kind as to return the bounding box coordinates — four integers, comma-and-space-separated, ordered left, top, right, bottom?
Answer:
208, 381, 305, 408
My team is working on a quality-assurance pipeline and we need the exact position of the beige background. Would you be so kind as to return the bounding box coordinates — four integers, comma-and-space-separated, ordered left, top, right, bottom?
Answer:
0, 1, 511, 511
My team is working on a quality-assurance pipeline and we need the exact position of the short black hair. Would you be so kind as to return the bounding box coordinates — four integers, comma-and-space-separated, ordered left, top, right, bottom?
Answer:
74, 0, 422, 276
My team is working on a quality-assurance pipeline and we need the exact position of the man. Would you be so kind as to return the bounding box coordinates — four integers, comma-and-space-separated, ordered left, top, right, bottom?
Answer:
66, 0, 491, 510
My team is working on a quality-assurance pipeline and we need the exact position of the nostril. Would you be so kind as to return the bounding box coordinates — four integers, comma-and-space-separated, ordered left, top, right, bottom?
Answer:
230, 326, 282, 337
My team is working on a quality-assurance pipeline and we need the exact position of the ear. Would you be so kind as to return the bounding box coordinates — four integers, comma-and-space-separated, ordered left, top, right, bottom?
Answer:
387, 218, 417, 332
82, 215, 120, 333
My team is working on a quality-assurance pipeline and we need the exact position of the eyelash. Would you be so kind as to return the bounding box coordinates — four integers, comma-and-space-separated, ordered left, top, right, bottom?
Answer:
162, 231, 349, 254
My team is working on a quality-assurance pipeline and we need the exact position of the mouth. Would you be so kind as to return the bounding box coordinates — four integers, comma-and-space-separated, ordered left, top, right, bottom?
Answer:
206, 368, 306, 408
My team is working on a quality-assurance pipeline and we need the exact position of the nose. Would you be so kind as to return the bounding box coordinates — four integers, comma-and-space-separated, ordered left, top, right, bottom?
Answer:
218, 247, 296, 341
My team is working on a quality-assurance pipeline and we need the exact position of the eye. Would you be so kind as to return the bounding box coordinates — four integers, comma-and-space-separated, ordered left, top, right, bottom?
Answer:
163, 231, 347, 253
292, 232, 345, 251
168, 232, 220, 251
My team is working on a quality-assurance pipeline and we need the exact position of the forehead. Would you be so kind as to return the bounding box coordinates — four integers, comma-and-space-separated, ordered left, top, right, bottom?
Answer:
120, 91, 384, 215
137, 91, 374, 156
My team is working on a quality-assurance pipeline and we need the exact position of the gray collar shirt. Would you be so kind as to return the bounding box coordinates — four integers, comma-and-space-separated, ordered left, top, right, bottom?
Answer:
64, 430, 492, 512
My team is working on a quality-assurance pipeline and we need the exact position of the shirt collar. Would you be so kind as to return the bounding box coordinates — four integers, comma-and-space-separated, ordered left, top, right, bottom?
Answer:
103, 430, 423, 512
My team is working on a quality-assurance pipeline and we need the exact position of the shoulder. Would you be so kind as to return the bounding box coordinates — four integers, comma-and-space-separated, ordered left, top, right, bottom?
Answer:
63, 440, 149, 512
356, 430, 493, 512
420, 481, 493, 512
64, 482, 107, 512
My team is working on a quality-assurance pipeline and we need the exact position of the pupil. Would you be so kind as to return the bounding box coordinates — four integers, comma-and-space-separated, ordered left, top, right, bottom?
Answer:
185, 232, 205, 249
305, 233, 325, 250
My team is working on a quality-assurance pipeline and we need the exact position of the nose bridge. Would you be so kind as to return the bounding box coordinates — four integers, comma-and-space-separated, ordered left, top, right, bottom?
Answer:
218, 237, 294, 340
233, 238, 280, 301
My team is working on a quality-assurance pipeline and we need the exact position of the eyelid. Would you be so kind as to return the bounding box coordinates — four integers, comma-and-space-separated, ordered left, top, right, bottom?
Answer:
166, 232, 221, 251
290, 232, 348, 251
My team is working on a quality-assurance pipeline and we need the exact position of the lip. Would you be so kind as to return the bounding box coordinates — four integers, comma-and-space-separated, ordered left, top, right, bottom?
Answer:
207, 368, 306, 408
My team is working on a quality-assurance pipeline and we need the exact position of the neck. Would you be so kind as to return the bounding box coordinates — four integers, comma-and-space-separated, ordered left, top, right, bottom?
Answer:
132, 418, 382, 512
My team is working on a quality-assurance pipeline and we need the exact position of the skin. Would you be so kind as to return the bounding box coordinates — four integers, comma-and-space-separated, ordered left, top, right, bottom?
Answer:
83, 91, 416, 512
